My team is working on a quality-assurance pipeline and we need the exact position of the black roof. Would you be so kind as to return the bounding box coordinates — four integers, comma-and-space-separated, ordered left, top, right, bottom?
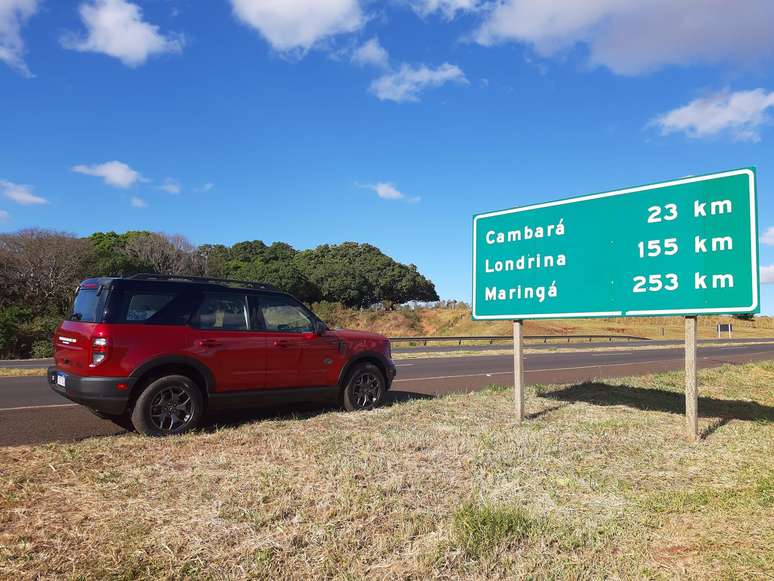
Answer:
81, 274, 281, 293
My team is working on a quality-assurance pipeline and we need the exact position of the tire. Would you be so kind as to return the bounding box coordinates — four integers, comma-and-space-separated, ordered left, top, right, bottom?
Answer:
340, 363, 386, 412
130, 374, 204, 436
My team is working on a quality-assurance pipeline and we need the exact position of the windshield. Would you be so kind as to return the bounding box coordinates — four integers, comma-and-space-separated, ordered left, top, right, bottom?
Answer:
70, 288, 106, 322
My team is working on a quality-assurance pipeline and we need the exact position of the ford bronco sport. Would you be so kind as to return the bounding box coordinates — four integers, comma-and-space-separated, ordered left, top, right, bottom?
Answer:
48, 274, 396, 436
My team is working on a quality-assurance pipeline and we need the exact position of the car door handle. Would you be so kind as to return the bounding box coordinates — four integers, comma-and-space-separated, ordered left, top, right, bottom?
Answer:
273, 339, 292, 348
196, 339, 222, 347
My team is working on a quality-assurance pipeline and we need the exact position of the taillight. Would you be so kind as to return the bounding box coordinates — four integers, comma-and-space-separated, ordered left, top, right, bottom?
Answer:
91, 337, 110, 366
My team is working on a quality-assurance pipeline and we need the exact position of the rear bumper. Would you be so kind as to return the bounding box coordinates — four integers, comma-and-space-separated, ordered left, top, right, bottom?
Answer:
386, 360, 396, 388
47, 367, 133, 415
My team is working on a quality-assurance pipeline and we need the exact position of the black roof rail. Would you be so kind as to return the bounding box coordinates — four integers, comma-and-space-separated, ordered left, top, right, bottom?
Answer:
128, 273, 279, 291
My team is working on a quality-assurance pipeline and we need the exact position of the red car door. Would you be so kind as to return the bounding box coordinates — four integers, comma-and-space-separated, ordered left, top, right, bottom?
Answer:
254, 294, 339, 388
188, 293, 267, 392
296, 332, 343, 387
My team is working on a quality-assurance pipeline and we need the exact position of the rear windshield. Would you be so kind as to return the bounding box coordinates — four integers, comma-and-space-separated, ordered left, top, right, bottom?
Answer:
70, 289, 106, 322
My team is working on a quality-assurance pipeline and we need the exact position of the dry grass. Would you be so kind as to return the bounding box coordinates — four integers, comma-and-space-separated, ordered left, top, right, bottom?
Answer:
1, 362, 772, 579
0, 368, 46, 377
322, 304, 774, 341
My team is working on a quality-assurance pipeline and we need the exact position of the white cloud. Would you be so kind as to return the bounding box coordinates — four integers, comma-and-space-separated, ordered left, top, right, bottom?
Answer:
130, 196, 147, 208
0, 179, 48, 205
0, 209, 9, 222
160, 178, 181, 194
373, 182, 403, 200
361, 182, 420, 203
475, 0, 774, 75
0, 0, 37, 76
370, 63, 467, 102
652, 89, 774, 142
230, 0, 362, 52
62, 0, 183, 67
72, 160, 141, 188
351, 37, 389, 69
761, 226, 774, 246
410, 0, 481, 19
761, 265, 774, 284
194, 181, 215, 192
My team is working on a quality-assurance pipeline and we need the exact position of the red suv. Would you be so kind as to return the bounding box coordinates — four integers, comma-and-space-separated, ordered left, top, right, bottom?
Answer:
48, 274, 396, 436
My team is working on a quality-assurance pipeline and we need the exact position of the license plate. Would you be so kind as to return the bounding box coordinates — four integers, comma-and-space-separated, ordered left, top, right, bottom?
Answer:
56, 373, 66, 387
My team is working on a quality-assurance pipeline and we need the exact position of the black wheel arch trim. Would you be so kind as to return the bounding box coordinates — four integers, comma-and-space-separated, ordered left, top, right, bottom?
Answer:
129, 355, 215, 394
337, 351, 393, 388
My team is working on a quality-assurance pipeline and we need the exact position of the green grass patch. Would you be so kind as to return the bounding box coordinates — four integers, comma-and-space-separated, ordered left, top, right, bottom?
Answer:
451, 502, 544, 558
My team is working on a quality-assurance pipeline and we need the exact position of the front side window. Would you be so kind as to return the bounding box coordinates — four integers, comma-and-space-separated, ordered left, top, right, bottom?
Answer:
195, 294, 249, 331
258, 295, 314, 333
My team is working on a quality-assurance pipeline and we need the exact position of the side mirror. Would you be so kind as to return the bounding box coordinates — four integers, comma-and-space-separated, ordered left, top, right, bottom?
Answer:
315, 320, 327, 335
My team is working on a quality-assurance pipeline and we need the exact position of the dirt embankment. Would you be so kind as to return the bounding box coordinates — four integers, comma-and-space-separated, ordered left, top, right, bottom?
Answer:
315, 304, 774, 340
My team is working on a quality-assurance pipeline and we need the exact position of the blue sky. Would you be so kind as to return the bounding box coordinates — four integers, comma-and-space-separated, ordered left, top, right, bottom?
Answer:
2, 0, 774, 309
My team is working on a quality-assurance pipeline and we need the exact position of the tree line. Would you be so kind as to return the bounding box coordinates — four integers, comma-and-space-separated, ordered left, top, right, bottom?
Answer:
0, 229, 438, 358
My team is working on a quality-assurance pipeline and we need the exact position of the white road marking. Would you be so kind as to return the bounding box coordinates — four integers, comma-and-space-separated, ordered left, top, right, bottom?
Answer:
395, 358, 680, 383
395, 363, 414, 367
0, 403, 77, 412
394, 350, 774, 384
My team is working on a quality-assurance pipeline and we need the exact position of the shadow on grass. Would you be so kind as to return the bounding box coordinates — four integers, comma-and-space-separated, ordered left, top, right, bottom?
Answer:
542, 382, 774, 425
200, 390, 433, 432
525, 403, 569, 420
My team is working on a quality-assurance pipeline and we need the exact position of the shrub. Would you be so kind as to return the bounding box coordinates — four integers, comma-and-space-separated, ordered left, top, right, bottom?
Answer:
31, 340, 53, 358
0, 306, 26, 358
309, 301, 348, 328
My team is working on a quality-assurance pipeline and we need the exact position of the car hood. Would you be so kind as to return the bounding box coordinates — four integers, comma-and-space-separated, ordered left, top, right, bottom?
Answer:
329, 328, 388, 342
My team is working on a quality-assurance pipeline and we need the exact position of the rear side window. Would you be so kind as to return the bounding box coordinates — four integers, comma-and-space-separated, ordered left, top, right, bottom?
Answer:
71, 288, 106, 322
126, 293, 176, 321
110, 289, 200, 325
194, 294, 249, 331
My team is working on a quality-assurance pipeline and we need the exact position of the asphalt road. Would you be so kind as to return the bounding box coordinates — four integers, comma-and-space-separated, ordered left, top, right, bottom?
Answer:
392, 337, 774, 353
0, 358, 54, 369
2, 342, 773, 447
5, 337, 773, 365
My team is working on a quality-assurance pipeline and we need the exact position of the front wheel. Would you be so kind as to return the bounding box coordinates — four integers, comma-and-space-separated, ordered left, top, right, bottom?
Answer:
130, 375, 204, 436
341, 363, 385, 411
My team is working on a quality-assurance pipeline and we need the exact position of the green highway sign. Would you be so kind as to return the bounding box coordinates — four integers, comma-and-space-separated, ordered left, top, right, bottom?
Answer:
472, 168, 759, 320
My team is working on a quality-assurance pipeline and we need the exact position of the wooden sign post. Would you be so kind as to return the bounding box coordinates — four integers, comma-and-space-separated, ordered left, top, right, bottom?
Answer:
685, 316, 698, 441
513, 320, 525, 423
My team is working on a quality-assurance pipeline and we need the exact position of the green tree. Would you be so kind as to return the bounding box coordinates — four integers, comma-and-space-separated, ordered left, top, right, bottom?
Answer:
733, 313, 755, 321
0, 306, 25, 357
235, 260, 320, 303
294, 242, 438, 307
87, 231, 150, 275
197, 244, 230, 277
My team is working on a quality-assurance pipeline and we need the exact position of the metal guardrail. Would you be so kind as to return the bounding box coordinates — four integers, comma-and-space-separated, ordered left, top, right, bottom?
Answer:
388, 334, 650, 346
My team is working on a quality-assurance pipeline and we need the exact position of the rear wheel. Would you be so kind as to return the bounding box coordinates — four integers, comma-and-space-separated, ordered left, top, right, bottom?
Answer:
130, 375, 204, 436
341, 363, 385, 411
